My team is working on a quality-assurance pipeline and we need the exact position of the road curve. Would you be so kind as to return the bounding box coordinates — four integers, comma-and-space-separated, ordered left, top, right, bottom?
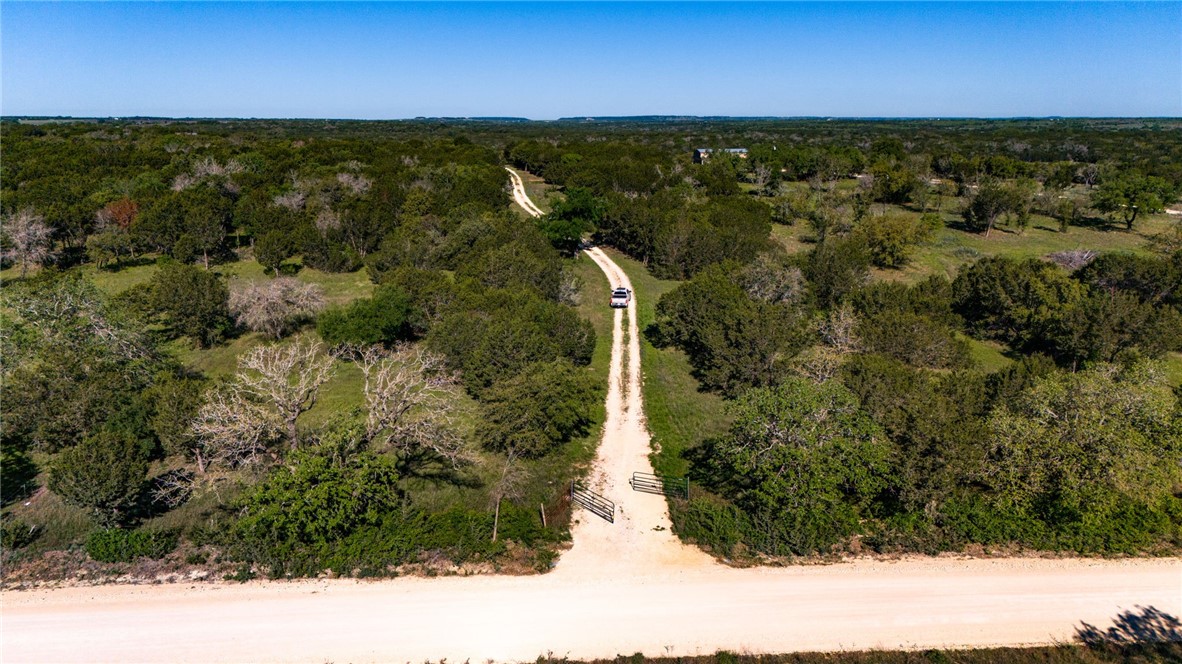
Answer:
506, 166, 546, 217
2, 173, 1178, 663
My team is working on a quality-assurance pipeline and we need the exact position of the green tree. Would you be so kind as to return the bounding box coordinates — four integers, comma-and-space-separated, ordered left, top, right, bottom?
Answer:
1077, 251, 1182, 309
480, 360, 598, 458
1044, 290, 1182, 365
806, 236, 871, 308
48, 430, 148, 527
144, 372, 205, 460
2, 274, 159, 452
853, 213, 933, 269
707, 378, 892, 554
1091, 171, 1173, 230
150, 262, 233, 348
656, 263, 809, 396
255, 231, 293, 277
869, 161, 919, 205
317, 285, 412, 346
428, 289, 595, 396
986, 361, 1181, 518
961, 180, 1010, 237
842, 354, 987, 513
951, 256, 1083, 347
1, 447, 39, 506
858, 310, 973, 369
539, 187, 603, 255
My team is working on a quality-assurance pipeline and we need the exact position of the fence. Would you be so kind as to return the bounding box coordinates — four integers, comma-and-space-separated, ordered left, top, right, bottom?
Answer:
570, 481, 615, 523
629, 471, 689, 499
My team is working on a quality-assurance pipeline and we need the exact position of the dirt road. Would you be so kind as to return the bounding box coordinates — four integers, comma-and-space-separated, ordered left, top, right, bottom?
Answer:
2, 173, 1178, 663
4, 557, 1178, 663
506, 166, 546, 217
556, 246, 717, 577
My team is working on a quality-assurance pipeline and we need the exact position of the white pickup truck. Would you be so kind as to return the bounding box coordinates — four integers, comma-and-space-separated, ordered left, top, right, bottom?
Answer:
610, 287, 632, 308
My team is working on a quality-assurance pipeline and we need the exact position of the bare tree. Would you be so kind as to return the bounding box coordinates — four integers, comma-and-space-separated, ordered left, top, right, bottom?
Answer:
1148, 223, 1182, 255
558, 270, 583, 306
2, 208, 53, 277
346, 344, 471, 468
1046, 249, 1098, 272
173, 158, 244, 191
793, 304, 862, 383
237, 340, 336, 449
751, 162, 774, 194
273, 190, 306, 211
742, 254, 807, 306
820, 303, 861, 354
149, 469, 197, 508
191, 384, 281, 471
229, 278, 324, 339
336, 172, 372, 195
314, 208, 341, 233
489, 449, 527, 543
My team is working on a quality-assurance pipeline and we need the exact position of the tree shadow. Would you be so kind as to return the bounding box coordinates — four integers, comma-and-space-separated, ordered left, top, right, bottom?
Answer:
396, 448, 483, 489
643, 322, 669, 348
1076, 605, 1182, 655
129, 468, 196, 522
97, 255, 157, 272
0, 450, 39, 506
681, 438, 739, 491
277, 262, 303, 277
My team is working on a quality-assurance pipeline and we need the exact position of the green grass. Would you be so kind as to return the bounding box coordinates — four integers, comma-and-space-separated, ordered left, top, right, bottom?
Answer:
966, 337, 1013, 373
1163, 352, 1182, 388
218, 258, 375, 306
599, 249, 731, 478
771, 206, 1176, 285
2, 254, 376, 306
3, 464, 92, 554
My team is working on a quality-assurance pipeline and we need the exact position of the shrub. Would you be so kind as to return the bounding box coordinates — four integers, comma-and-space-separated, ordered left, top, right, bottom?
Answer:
85, 529, 178, 563
854, 213, 932, 269
317, 284, 412, 346
149, 262, 232, 348
1, 518, 41, 550
670, 495, 749, 557
48, 430, 148, 527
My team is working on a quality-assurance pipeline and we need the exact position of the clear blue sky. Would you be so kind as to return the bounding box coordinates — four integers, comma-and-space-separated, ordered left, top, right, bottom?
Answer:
3, 2, 1180, 119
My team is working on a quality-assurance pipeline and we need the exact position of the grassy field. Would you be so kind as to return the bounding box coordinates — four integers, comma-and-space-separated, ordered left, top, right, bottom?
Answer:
769, 189, 1176, 286
2, 253, 385, 452
600, 249, 732, 478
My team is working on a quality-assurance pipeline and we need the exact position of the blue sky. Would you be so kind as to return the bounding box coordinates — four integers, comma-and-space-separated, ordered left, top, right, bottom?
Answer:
3, 2, 1180, 119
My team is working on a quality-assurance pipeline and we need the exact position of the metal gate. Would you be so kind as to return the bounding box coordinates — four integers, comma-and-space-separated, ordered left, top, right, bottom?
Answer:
629, 472, 689, 499
570, 481, 615, 523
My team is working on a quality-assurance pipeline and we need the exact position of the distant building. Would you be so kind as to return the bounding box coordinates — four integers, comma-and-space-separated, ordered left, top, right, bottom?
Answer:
693, 148, 748, 163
